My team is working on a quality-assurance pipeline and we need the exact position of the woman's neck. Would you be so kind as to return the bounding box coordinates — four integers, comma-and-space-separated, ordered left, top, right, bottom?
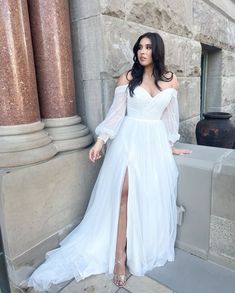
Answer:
143, 65, 154, 80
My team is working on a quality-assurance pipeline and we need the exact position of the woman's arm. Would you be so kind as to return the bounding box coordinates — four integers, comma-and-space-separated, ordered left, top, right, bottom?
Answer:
89, 72, 130, 162
161, 74, 192, 156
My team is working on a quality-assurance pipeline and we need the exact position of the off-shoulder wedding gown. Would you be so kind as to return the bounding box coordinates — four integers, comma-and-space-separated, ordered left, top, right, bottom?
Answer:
27, 84, 180, 291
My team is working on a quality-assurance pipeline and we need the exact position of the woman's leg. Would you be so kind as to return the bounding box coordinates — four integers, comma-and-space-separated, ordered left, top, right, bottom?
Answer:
113, 169, 128, 286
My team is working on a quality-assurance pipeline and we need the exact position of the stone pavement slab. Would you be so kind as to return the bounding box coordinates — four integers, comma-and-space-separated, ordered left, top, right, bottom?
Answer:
60, 273, 173, 293
117, 289, 130, 293
125, 275, 173, 293
60, 274, 117, 293
147, 248, 235, 293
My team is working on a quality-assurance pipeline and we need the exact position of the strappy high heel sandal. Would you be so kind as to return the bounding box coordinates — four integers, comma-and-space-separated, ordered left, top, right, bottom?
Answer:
113, 253, 126, 287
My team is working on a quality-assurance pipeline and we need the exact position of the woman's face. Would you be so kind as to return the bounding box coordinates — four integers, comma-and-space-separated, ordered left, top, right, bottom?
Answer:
137, 37, 153, 67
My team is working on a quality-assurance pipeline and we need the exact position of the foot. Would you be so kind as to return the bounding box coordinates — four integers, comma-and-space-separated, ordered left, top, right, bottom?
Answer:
113, 252, 126, 287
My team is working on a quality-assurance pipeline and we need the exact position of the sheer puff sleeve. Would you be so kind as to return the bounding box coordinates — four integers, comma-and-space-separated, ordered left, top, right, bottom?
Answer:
161, 89, 180, 146
95, 84, 128, 144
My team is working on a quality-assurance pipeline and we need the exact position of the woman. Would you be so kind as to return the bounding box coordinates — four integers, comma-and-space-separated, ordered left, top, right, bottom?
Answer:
27, 32, 191, 291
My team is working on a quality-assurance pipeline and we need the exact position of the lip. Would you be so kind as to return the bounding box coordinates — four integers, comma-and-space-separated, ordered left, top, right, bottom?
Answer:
139, 57, 147, 61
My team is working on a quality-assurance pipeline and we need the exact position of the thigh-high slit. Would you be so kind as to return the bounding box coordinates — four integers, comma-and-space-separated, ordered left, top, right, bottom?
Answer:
27, 114, 179, 292
114, 169, 128, 270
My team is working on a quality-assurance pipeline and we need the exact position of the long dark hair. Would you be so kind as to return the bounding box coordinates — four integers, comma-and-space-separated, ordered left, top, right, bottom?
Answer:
127, 32, 173, 97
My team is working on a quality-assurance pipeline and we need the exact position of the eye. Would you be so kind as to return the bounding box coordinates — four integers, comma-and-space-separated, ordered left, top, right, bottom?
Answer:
137, 45, 142, 50
146, 45, 152, 50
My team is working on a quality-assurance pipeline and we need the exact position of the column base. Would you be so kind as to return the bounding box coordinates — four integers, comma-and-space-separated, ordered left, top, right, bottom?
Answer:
0, 121, 58, 168
43, 116, 93, 152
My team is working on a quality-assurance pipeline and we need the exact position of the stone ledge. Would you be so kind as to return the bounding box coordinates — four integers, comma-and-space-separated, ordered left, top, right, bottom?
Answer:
175, 143, 235, 267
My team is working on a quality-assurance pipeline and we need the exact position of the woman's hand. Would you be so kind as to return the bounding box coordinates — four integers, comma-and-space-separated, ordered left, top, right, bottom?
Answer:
172, 146, 192, 155
88, 139, 104, 162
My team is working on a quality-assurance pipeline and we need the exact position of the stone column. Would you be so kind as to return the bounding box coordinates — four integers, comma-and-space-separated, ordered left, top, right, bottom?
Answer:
28, 0, 92, 151
0, 0, 57, 168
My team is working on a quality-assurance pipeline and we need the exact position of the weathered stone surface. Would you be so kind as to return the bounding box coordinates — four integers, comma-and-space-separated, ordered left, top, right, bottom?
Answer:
100, 78, 117, 115
60, 273, 172, 293
73, 76, 117, 138
0, 149, 101, 285
221, 103, 235, 123
102, 16, 201, 78
164, 35, 201, 77
125, 275, 173, 293
7, 232, 72, 288
23, 280, 70, 293
71, 20, 86, 120
179, 116, 199, 144
212, 150, 235, 221
100, 0, 126, 19
125, 0, 193, 38
60, 274, 117, 293
209, 146, 235, 269
81, 79, 104, 134
178, 77, 200, 121
221, 76, 235, 106
43, 116, 93, 152
209, 215, 235, 269
206, 0, 235, 21
0, 121, 58, 168
174, 143, 229, 258
71, 16, 105, 81
102, 16, 135, 77
69, 0, 101, 21
70, 0, 235, 145
222, 50, 235, 76
193, 0, 235, 50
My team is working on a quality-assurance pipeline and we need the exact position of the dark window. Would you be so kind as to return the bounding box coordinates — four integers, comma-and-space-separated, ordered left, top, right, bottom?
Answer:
200, 44, 222, 119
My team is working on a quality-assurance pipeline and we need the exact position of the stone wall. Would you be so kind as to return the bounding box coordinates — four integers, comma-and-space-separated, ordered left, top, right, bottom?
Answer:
210, 150, 235, 269
70, 0, 235, 143
0, 150, 101, 290
221, 50, 235, 121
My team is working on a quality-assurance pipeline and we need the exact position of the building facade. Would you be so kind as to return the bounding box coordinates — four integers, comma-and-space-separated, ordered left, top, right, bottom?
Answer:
70, 0, 235, 143
0, 0, 235, 292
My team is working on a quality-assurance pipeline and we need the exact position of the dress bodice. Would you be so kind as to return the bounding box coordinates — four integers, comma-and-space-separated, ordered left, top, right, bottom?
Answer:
127, 86, 177, 120
95, 84, 180, 144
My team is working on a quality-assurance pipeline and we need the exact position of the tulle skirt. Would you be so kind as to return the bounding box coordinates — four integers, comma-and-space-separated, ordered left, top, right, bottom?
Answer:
27, 116, 178, 291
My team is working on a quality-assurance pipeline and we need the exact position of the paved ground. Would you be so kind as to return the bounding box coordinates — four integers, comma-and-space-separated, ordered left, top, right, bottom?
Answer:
5, 248, 235, 293
59, 274, 173, 293
147, 248, 235, 293
50, 248, 235, 293
26, 270, 173, 293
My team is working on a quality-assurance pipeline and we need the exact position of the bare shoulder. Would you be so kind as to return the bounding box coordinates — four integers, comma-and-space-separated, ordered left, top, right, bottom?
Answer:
116, 71, 132, 86
171, 72, 179, 89
165, 71, 179, 90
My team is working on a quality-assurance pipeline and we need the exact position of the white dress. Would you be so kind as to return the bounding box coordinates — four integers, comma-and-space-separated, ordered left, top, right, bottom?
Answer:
27, 84, 180, 291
